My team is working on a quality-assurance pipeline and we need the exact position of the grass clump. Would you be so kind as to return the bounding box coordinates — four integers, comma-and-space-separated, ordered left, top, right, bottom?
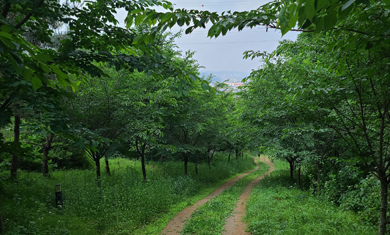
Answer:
0, 155, 255, 234
244, 160, 377, 235
182, 160, 269, 235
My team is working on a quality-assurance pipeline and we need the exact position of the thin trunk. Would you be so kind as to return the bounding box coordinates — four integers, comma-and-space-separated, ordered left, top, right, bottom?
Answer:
136, 140, 147, 181
207, 152, 211, 169
228, 150, 231, 162
95, 158, 101, 179
141, 144, 146, 181
105, 157, 111, 176
288, 160, 294, 181
42, 133, 55, 177
379, 178, 388, 235
195, 164, 198, 175
10, 116, 21, 179
184, 153, 188, 175
297, 167, 301, 188
235, 149, 239, 160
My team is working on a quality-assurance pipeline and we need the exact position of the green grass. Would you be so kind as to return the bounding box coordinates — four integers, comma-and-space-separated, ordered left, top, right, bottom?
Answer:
244, 160, 377, 235
181, 161, 270, 235
0, 156, 255, 234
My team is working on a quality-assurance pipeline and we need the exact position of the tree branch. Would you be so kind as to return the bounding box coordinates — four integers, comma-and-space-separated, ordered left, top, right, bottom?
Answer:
15, 0, 45, 29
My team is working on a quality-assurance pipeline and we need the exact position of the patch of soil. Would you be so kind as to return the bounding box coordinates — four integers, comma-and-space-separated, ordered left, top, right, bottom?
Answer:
161, 157, 261, 235
222, 156, 274, 235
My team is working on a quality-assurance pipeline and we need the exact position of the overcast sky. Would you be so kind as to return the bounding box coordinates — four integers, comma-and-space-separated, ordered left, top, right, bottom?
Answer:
116, 0, 299, 74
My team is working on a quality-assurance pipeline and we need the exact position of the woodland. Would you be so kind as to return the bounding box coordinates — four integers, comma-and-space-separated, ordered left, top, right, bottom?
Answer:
0, 0, 390, 235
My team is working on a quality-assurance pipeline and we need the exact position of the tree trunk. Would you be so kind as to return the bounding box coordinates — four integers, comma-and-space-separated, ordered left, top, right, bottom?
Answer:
297, 167, 301, 188
228, 150, 231, 162
136, 140, 147, 181
235, 149, 239, 160
288, 160, 294, 181
184, 153, 188, 175
95, 158, 101, 179
379, 178, 388, 235
42, 133, 55, 177
94, 157, 101, 187
10, 116, 21, 179
105, 157, 111, 176
195, 164, 198, 175
207, 152, 211, 169
141, 151, 146, 181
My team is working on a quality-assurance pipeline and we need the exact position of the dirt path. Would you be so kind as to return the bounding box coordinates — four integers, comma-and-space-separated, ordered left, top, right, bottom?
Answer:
161, 157, 261, 235
222, 156, 274, 235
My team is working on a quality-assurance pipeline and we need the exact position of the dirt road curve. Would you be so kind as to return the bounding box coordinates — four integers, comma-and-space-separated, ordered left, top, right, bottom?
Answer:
161, 157, 261, 235
222, 156, 274, 235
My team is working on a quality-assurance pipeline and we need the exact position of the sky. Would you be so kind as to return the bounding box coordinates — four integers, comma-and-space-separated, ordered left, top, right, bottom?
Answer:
116, 0, 299, 74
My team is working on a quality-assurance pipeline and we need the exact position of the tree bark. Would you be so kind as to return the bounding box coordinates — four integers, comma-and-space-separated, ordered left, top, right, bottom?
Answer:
10, 116, 21, 179
235, 149, 239, 160
105, 157, 111, 176
288, 160, 294, 181
379, 178, 388, 235
228, 150, 231, 162
42, 133, 54, 177
95, 158, 101, 179
207, 152, 211, 169
297, 167, 301, 188
184, 153, 188, 175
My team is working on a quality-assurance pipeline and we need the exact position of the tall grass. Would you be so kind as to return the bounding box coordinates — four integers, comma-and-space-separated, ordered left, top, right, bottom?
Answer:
244, 160, 377, 235
0, 155, 255, 234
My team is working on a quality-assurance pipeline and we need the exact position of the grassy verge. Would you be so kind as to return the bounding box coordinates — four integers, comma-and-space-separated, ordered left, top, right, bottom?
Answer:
244, 160, 377, 235
181, 161, 270, 235
0, 156, 255, 235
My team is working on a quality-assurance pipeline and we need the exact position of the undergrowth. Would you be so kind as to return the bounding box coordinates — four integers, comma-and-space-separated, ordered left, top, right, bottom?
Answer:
0, 155, 255, 234
244, 160, 377, 235
182, 160, 269, 235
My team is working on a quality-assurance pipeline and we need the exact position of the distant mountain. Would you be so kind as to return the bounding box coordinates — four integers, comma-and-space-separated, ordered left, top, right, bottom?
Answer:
199, 71, 250, 83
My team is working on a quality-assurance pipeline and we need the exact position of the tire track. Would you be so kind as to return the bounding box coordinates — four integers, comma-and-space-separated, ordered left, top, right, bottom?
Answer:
222, 156, 274, 235
161, 157, 260, 235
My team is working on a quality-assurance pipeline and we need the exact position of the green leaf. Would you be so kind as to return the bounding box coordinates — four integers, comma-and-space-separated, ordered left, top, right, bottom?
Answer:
324, 6, 337, 30
36, 53, 54, 62
31, 76, 42, 90
22, 68, 33, 81
132, 35, 143, 45
341, 0, 356, 11
304, 0, 316, 21
288, 4, 298, 29
0, 31, 12, 39
189, 74, 197, 82
50, 65, 67, 79
0, 24, 12, 33
314, 17, 324, 33
315, 0, 328, 10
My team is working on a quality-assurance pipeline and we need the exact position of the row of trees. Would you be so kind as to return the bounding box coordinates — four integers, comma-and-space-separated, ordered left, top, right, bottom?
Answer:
241, 29, 390, 234
126, 1, 389, 234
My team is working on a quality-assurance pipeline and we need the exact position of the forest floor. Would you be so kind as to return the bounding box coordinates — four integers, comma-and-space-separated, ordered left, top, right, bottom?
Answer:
161, 156, 274, 235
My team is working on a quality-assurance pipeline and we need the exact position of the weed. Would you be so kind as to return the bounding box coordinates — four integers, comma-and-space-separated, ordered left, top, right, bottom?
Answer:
0, 156, 255, 234
244, 161, 377, 235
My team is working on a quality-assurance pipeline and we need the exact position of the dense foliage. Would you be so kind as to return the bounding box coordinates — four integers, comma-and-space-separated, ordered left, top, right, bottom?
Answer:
2, 0, 390, 234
